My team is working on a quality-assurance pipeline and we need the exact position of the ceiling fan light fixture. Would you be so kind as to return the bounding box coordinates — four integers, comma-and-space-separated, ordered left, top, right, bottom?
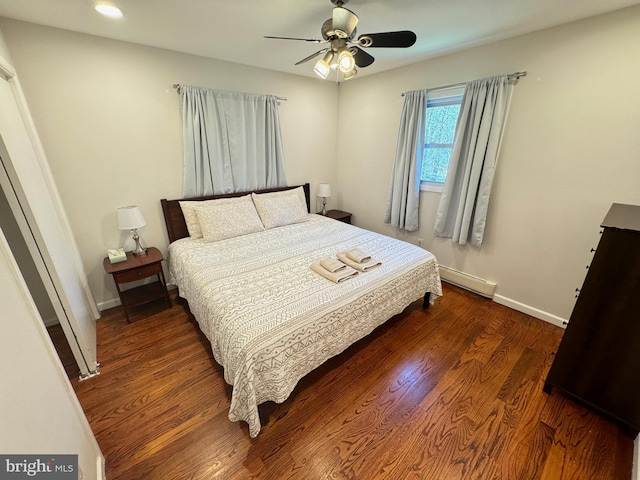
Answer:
265, 0, 417, 81
314, 61, 330, 79
343, 67, 358, 80
338, 49, 355, 73
314, 51, 334, 79
330, 53, 340, 70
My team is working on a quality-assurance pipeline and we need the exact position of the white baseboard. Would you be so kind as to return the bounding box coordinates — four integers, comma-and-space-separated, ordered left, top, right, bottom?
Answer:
493, 294, 568, 329
97, 297, 121, 312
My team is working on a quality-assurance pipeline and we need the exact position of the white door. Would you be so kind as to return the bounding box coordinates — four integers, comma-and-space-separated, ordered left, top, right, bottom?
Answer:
0, 58, 99, 379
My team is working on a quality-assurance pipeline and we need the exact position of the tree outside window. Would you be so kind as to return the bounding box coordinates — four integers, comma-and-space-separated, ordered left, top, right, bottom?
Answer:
420, 92, 463, 189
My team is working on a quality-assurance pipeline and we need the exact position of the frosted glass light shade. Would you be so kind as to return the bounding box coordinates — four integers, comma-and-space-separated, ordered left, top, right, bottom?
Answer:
314, 59, 331, 79
343, 67, 358, 80
317, 183, 331, 198
117, 206, 146, 230
338, 50, 355, 73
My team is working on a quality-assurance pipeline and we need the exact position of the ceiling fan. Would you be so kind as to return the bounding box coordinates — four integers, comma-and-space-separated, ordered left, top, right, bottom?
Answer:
265, 0, 417, 81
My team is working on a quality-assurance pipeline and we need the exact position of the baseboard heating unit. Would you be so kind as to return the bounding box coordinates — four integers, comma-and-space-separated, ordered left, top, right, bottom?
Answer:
438, 265, 497, 298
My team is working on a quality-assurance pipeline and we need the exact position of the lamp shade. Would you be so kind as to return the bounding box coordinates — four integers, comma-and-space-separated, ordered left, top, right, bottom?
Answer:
117, 206, 146, 230
314, 56, 332, 79
317, 183, 331, 198
343, 67, 358, 81
338, 49, 355, 73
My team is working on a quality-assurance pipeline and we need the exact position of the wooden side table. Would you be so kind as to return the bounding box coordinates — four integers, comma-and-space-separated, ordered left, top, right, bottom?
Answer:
325, 209, 352, 224
103, 247, 171, 322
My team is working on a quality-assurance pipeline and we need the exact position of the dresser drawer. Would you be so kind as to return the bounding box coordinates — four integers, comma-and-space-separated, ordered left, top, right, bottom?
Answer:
113, 262, 162, 283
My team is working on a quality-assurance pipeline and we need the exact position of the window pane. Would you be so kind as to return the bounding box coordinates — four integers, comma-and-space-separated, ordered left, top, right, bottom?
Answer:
421, 147, 451, 183
425, 104, 460, 144
421, 100, 461, 184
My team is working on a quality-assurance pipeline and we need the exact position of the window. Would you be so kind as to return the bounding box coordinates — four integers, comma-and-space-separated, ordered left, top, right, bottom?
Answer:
420, 89, 464, 191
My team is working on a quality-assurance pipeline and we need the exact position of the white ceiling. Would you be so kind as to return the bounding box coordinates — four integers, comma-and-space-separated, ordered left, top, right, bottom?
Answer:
0, 0, 638, 79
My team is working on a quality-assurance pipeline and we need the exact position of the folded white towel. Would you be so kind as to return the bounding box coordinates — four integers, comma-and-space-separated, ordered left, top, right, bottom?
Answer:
346, 247, 371, 264
320, 257, 347, 273
311, 261, 358, 283
337, 252, 382, 272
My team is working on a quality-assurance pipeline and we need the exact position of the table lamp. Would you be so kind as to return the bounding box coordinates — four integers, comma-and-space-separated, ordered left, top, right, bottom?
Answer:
317, 183, 331, 216
117, 205, 147, 255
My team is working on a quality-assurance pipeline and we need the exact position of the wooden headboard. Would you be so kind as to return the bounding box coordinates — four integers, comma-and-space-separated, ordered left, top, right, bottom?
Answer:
160, 183, 311, 244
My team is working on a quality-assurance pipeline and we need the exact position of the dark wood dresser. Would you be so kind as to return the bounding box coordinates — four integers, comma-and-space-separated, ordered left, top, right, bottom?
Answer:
544, 203, 640, 436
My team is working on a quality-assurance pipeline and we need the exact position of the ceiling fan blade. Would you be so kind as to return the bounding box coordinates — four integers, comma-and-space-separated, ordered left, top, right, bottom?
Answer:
357, 31, 417, 48
332, 6, 359, 38
295, 48, 330, 65
264, 35, 326, 44
351, 47, 375, 68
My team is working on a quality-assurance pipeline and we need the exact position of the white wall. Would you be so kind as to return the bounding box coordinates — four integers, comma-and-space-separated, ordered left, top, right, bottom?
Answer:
0, 19, 339, 307
336, 5, 640, 323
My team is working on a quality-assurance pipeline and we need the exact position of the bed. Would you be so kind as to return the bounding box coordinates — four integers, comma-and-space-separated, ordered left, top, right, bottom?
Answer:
161, 183, 442, 437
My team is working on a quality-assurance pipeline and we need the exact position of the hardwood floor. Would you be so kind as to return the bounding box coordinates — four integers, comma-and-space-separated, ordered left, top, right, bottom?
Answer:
70, 283, 633, 479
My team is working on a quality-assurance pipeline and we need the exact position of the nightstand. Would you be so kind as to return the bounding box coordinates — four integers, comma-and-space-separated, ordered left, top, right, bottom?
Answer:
325, 209, 352, 224
103, 246, 171, 322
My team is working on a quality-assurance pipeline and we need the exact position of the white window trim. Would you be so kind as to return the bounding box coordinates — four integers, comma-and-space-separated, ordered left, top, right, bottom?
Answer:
420, 181, 444, 193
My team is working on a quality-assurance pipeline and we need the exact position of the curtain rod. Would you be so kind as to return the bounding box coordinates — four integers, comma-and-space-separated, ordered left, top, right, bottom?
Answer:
401, 71, 527, 97
172, 84, 287, 102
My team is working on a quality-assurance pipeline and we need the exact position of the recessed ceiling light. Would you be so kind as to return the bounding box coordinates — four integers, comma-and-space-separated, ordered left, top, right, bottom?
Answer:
94, 3, 123, 18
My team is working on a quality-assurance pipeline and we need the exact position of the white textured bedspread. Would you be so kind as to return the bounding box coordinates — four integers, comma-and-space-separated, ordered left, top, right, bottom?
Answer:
168, 214, 442, 437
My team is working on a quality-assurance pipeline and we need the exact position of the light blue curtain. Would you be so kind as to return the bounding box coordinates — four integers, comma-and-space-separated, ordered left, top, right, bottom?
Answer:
384, 90, 426, 231
433, 75, 513, 247
180, 86, 287, 196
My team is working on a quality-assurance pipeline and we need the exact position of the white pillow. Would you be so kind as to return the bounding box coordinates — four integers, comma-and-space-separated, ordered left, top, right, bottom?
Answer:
179, 200, 207, 239
180, 196, 255, 239
251, 187, 309, 229
195, 194, 264, 242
